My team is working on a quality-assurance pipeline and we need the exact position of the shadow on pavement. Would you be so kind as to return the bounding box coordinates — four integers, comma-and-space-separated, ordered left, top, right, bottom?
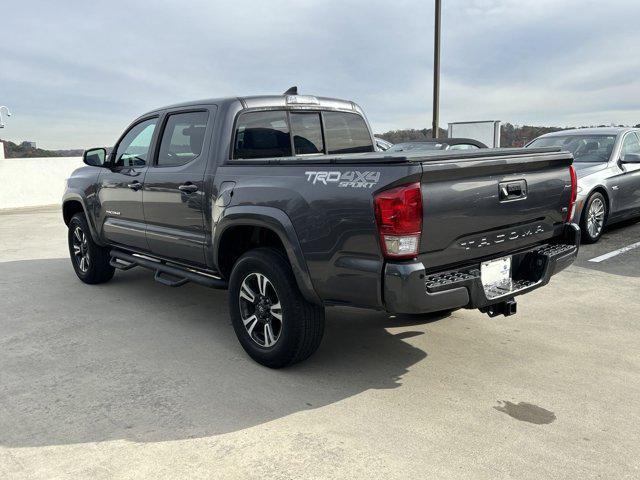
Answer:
0, 258, 445, 447
603, 216, 640, 233
574, 216, 640, 278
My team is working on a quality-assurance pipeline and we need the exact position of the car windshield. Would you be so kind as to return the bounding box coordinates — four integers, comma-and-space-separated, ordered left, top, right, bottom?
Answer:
528, 134, 616, 163
387, 142, 444, 153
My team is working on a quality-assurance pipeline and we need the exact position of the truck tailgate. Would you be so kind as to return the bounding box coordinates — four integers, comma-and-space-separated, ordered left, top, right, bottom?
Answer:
416, 148, 574, 270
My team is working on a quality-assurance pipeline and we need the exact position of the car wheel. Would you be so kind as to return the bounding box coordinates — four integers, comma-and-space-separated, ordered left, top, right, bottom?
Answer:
580, 192, 607, 243
68, 213, 115, 284
228, 247, 325, 368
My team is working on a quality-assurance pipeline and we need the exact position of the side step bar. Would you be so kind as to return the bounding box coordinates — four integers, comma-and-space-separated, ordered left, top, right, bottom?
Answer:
109, 249, 228, 289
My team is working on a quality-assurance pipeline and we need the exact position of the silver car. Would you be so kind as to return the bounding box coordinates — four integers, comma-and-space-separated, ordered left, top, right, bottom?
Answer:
375, 137, 393, 151
528, 127, 640, 242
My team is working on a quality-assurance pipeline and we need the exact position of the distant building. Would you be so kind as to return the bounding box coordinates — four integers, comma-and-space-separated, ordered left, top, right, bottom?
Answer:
21, 141, 37, 148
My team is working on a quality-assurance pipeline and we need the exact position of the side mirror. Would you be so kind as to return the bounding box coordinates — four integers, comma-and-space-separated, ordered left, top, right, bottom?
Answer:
621, 153, 640, 164
83, 148, 107, 167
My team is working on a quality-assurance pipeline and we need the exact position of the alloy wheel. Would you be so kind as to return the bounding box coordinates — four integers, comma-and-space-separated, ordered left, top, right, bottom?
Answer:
238, 272, 283, 347
72, 226, 90, 273
587, 197, 605, 239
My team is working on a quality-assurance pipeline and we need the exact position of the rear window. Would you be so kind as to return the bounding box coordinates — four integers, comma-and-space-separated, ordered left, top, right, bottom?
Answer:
233, 111, 292, 159
323, 112, 374, 154
448, 143, 479, 150
290, 112, 324, 155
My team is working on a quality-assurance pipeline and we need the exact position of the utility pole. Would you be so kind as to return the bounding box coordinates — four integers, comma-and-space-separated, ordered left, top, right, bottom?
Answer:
432, 0, 441, 138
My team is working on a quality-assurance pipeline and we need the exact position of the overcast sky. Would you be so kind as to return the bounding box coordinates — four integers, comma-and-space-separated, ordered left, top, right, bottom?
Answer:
1, 0, 639, 149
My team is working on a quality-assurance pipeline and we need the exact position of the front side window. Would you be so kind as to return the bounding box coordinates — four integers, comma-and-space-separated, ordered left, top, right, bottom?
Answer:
157, 111, 209, 167
290, 112, 324, 154
114, 118, 157, 167
233, 111, 292, 159
323, 112, 374, 155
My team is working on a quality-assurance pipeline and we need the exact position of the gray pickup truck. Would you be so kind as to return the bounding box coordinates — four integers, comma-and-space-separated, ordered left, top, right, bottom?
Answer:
63, 91, 580, 367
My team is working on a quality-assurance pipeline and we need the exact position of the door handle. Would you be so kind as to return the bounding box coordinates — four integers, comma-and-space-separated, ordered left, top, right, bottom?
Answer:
178, 183, 198, 193
499, 180, 527, 201
127, 181, 142, 191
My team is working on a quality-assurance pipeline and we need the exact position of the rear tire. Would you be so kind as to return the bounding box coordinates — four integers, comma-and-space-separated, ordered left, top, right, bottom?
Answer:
580, 192, 607, 244
68, 213, 115, 284
228, 247, 325, 368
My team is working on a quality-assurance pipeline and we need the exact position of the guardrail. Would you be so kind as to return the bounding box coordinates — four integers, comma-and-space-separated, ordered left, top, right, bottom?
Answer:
0, 154, 83, 210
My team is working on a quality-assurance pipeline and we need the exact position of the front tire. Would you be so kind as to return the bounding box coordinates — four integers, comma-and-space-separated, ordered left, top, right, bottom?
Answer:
580, 192, 607, 243
68, 213, 115, 284
228, 248, 325, 368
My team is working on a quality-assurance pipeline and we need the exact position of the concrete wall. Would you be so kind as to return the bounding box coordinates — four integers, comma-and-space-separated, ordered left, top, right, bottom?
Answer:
0, 156, 83, 210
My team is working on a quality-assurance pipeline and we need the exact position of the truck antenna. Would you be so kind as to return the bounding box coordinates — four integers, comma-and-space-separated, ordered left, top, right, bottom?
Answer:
283, 86, 298, 95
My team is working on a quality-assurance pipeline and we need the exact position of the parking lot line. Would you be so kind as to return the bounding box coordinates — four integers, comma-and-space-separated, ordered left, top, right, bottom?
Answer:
588, 241, 640, 263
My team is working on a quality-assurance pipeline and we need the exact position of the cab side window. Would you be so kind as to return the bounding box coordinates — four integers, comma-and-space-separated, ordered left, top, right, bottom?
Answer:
233, 111, 292, 159
114, 118, 157, 167
157, 111, 209, 167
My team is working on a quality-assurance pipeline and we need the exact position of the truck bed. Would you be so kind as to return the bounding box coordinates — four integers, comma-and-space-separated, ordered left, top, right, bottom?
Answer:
226, 146, 564, 165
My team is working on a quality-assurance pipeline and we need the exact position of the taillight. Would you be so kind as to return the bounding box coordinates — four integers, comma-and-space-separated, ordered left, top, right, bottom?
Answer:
567, 165, 577, 222
374, 182, 422, 259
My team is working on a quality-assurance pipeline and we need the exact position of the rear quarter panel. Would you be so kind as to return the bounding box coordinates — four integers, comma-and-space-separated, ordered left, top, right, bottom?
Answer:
213, 162, 421, 308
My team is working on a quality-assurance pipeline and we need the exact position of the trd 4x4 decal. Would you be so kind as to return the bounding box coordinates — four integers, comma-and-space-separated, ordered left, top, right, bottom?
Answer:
304, 171, 380, 188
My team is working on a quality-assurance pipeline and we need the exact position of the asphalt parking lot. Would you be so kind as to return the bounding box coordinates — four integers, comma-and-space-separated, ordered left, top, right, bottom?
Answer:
1, 207, 639, 480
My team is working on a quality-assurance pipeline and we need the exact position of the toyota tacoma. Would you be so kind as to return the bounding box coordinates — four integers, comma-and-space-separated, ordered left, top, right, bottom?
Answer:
63, 90, 580, 367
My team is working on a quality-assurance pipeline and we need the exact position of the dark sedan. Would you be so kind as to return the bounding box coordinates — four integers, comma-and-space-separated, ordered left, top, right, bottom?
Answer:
385, 138, 487, 153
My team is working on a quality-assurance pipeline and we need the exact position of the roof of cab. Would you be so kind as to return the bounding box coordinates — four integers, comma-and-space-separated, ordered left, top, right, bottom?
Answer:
143, 97, 237, 115
142, 94, 360, 117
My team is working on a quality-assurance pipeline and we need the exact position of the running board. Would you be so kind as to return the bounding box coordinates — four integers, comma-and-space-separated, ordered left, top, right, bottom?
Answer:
110, 257, 137, 271
109, 250, 228, 289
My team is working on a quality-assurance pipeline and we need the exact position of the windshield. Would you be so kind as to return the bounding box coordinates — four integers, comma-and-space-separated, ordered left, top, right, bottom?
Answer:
528, 134, 616, 163
387, 142, 444, 153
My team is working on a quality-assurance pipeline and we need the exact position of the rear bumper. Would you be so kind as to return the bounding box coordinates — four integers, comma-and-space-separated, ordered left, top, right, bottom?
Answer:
383, 223, 580, 314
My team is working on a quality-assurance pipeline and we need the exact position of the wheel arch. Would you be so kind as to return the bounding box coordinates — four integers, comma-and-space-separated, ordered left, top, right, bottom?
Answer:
213, 206, 321, 305
581, 186, 610, 223
62, 193, 103, 245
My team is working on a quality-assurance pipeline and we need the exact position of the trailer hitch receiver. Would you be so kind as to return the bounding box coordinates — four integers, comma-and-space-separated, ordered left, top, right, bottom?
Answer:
481, 298, 517, 318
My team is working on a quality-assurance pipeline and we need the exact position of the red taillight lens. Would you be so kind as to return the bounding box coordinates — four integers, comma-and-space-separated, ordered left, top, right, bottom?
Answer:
374, 182, 422, 259
567, 165, 577, 221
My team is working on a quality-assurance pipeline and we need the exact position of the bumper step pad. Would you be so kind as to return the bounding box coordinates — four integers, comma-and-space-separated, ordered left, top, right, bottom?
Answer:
533, 243, 576, 257
425, 270, 479, 293
424, 242, 577, 301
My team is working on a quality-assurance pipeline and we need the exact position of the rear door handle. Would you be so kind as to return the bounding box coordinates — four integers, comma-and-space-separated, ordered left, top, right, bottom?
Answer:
178, 183, 198, 193
127, 181, 142, 191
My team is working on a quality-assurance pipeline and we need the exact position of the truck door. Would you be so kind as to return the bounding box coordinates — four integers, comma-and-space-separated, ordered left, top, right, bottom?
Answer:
143, 108, 214, 266
97, 117, 158, 251
615, 132, 640, 216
